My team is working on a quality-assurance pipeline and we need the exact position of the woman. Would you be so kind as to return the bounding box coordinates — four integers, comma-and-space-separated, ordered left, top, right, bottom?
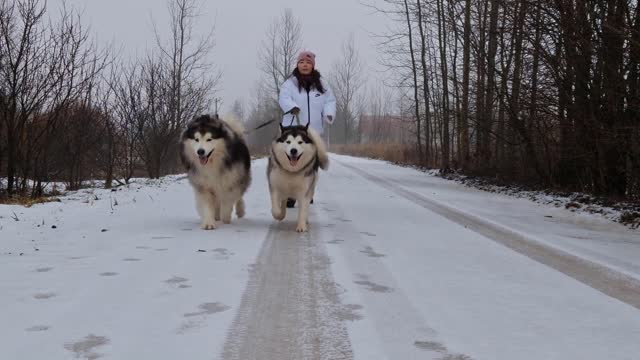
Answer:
278, 51, 336, 207
279, 51, 336, 135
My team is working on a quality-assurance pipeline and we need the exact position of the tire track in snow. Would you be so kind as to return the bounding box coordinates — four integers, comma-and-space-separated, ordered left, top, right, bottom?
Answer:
221, 222, 353, 360
317, 187, 472, 360
340, 160, 640, 311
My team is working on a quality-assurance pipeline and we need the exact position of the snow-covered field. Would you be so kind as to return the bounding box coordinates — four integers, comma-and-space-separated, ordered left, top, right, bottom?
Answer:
2, 154, 639, 359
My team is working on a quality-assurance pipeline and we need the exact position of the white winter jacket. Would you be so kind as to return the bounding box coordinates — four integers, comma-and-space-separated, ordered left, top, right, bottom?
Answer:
278, 77, 336, 135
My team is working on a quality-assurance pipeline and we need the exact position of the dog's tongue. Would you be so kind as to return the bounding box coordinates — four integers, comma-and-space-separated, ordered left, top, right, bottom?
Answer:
289, 158, 299, 167
199, 156, 208, 165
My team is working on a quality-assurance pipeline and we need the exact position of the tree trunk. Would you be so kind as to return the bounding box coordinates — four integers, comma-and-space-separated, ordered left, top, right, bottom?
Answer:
436, 0, 450, 171
483, 0, 500, 168
416, 0, 431, 164
475, 0, 488, 169
459, 0, 472, 170
403, 0, 424, 163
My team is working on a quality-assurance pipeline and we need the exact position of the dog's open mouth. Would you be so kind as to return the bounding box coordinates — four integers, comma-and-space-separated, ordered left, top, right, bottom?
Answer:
286, 153, 301, 167
198, 150, 214, 165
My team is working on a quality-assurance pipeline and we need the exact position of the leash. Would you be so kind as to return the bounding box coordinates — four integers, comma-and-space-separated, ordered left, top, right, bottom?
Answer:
289, 113, 301, 126
243, 118, 276, 134
240, 113, 304, 136
251, 118, 276, 131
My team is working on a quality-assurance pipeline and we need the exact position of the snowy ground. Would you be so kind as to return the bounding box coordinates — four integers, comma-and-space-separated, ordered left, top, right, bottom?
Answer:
438, 171, 640, 229
1, 154, 640, 359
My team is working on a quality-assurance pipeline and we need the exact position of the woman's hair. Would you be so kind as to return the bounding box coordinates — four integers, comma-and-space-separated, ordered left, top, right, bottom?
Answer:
291, 68, 325, 94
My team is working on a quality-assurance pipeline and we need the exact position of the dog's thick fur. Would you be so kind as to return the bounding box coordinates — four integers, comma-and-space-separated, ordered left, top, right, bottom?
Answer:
267, 123, 328, 232
181, 114, 251, 230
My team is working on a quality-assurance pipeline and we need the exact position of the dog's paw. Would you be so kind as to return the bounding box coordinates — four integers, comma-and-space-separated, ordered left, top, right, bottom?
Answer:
296, 223, 308, 232
201, 221, 217, 230
272, 210, 285, 221
236, 200, 246, 218
214, 214, 221, 221
222, 218, 231, 225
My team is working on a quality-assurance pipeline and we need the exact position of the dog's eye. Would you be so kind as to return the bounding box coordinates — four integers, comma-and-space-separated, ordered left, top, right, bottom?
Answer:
195, 139, 200, 142
207, 139, 212, 142
298, 141, 302, 145
286, 141, 291, 144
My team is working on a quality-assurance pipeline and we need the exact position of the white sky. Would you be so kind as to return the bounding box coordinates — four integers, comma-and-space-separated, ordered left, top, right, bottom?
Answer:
48, 0, 389, 113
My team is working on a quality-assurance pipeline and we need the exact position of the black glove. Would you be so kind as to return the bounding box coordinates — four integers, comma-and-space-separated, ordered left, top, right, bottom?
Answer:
289, 107, 300, 115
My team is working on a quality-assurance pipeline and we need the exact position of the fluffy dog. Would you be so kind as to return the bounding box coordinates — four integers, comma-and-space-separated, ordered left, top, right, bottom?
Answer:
180, 114, 251, 230
267, 123, 328, 232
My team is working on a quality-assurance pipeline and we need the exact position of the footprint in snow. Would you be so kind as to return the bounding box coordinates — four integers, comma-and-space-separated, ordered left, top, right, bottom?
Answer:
183, 302, 230, 317
64, 334, 110, 360
26, 325, 50, 332
33, 293, 56, 299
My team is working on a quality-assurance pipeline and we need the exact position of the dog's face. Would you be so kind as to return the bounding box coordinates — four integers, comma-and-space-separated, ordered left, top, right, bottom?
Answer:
182, 115, 227, 166
272, 125, 317, 171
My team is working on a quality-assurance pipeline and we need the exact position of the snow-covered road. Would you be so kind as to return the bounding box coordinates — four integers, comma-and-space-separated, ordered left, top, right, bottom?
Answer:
2, 154, 639, 359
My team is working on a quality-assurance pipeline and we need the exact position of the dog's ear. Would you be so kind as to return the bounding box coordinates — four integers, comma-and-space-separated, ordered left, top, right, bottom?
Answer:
213, 113, 219, 120
279, 123, 285, 134
192, 115, 208, 125
304, 122, 310, 131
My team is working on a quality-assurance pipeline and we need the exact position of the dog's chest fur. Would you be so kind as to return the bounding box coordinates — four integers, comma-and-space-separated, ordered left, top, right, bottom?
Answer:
267, 157, 318, 198
189, 156, 248, 198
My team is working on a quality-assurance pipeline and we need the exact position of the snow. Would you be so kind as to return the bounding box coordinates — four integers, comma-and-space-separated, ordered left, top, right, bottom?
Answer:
1, 175, 265, 359
324, 155, 640, 359
2, 155, 640, 359
443, 173, 640, 229
333, 155, 640, 279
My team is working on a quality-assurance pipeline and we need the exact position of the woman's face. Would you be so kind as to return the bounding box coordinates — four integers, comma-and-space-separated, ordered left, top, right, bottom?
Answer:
297, 59, 313, 75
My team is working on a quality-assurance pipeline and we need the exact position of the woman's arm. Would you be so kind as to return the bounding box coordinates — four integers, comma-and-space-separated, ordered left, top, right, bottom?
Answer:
278, 79, 299, 114
323, 85, 337, 124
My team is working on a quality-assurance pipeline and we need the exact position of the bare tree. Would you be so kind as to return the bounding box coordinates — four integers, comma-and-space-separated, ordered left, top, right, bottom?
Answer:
435, 0, 451, 171
93, 79, 119, 189
415, 0, 432, 163
0, 0, 108, 197
142, 0, 219, 178
458, 0, 471, 170
402, 0, 424, 161
243, 9, 304, 150
245, 81, 281, 153
230, 99, 246, 122
259, 9, 303, 99
107, 61, 146, 184
362, 0, 640, 200
328, 34, 365, 144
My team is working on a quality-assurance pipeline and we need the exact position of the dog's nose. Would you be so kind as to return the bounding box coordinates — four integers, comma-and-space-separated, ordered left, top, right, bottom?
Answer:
290, 148, 298, 156
197, 149, 205, 156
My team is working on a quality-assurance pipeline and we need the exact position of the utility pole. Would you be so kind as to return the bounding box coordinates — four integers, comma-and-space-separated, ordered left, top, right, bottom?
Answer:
214, 98, 222, 115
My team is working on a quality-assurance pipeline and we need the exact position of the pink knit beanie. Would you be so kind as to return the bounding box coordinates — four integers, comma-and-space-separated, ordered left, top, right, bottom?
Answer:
297, 51, 316, 67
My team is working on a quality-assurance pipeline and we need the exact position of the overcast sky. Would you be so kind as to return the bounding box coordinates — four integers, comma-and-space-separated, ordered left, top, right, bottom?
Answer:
48, 0, 388, 113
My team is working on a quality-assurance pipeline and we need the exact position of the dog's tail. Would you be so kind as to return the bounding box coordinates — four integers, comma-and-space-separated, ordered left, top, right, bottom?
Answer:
307, 127, 329, 170
219, 113, 246, 138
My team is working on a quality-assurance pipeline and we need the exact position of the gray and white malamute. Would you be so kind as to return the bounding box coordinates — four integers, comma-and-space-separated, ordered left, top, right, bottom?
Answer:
180, 114, 251, 230
267, 123, 328, 232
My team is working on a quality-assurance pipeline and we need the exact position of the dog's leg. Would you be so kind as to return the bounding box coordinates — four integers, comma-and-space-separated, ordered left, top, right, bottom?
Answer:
296, 194, 310, 232
271, 191, 285, 221
235, 197, 246, 218
196, 191, 216, 230
220, 200, 234, 224
214, 199, 221, 221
